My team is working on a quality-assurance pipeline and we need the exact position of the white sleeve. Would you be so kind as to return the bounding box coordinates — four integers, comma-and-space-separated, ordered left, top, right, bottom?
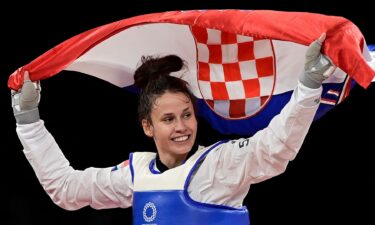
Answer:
16, 120, 133, 210
220, 81, 322, 184
295, 81, 323, 107
189, 82, 322, 208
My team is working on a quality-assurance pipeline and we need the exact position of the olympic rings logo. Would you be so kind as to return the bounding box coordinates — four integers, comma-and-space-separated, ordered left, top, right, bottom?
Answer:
143, 202, 157, 222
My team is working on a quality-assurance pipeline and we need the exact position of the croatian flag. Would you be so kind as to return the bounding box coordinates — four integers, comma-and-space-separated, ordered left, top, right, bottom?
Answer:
8, 10, 375, 135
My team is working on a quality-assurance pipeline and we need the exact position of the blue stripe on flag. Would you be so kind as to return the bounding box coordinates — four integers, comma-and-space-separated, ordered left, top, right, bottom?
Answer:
197, 82, 354, 135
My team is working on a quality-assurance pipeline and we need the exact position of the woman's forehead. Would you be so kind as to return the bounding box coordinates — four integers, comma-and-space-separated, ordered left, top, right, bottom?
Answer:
152, 92, 192, 113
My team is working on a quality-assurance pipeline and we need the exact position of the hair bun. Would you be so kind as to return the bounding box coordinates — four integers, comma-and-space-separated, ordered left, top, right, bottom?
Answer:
134, 55, 184, 89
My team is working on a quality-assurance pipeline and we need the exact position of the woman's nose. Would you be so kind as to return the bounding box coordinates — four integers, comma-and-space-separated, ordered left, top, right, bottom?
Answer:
175, 119, 187, 132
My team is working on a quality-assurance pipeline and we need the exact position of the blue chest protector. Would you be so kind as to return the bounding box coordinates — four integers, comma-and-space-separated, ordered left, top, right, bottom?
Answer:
130, 141, 250, 225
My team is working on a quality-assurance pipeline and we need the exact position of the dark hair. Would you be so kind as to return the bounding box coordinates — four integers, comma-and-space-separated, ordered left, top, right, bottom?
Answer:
134, 55, 196, 124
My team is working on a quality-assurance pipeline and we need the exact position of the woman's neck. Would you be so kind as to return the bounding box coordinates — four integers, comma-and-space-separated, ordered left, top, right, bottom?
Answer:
155, 144, 198, 171
158, 152, 187, 169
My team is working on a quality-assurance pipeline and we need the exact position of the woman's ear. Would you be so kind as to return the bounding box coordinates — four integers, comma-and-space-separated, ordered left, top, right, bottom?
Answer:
142, 119, 153, 137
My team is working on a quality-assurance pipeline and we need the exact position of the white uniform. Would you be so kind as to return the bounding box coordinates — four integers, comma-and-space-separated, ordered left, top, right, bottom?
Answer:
16, 82, 321, 210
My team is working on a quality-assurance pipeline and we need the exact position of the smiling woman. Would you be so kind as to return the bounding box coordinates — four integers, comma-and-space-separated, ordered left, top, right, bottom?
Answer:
134, 55, 198, 168
4, 1, 375, 224
11, 31, 338, 224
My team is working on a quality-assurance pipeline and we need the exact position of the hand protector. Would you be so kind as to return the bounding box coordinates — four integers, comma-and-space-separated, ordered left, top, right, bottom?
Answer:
299, 33, 337, 89
11, 71, 41, 124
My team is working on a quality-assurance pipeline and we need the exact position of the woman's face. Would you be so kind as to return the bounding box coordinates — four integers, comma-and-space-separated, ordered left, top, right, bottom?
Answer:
142, 91, 197, 161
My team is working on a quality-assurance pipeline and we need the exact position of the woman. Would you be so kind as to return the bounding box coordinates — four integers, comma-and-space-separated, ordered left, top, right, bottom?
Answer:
12, 34, 334, 225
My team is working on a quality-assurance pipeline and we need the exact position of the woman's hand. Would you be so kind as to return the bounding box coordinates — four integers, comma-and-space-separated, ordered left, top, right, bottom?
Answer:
299, 33, 337, 89
11, 71, 41, 124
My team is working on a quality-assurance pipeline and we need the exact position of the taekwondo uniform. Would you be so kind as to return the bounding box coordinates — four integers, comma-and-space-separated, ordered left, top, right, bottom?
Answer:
16, 82, 321, 224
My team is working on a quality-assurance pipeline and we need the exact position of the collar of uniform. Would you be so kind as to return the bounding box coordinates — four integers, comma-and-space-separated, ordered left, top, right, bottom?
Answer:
155, 143, 199, 173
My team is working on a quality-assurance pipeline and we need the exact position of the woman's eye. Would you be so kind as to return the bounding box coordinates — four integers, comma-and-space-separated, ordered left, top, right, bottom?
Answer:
183, 113, 191, 119
163, 117, 173, 123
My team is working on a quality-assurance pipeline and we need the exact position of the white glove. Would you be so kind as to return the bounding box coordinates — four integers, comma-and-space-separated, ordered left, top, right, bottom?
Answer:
299, 33, 337, 89
11, 71, 41, 124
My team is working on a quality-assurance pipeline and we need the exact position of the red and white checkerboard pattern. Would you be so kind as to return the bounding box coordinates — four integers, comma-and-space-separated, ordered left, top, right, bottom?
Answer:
191, 26, 276, 119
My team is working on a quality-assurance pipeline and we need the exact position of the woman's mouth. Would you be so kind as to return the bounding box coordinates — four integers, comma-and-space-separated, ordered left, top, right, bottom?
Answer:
172, 135, 190, 142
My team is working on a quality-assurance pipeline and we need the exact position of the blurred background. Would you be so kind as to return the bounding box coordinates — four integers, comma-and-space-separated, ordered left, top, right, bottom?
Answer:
1, 0, 374, 224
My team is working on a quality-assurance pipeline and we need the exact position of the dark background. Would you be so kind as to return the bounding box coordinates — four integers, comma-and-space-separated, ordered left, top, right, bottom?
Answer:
1, 1, 374, 224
